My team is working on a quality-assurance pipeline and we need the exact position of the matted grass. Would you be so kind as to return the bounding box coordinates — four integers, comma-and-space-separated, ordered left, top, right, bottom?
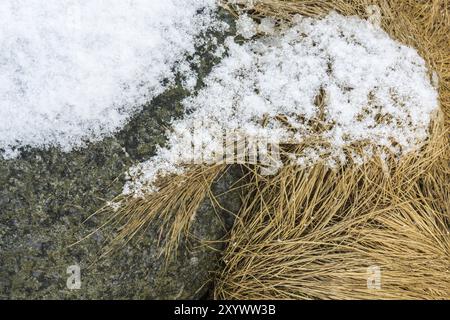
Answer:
214, 0, 450, 300
215, 118, 449, 299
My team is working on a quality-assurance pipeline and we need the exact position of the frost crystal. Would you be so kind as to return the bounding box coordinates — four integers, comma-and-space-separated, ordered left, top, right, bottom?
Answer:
236, 14, 257, 39
124, 12, 438, 196
258, 17, 277, 34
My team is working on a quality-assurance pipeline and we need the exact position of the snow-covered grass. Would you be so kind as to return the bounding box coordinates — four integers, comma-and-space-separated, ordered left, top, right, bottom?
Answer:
124, 12, 438, 197
0, 3, 439, 198
0, 0, 224, 158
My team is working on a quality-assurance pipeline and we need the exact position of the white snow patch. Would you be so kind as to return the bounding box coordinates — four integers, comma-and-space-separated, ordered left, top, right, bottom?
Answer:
258, 17, 277, 35
124, 12, 438, 196
0, 0, 224, 158
236, 14, 257, 39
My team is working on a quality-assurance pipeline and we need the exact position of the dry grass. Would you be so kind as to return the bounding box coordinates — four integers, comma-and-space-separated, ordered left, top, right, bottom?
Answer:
96, 164, 227, 258
215, 118, 449, 299
214, 0, 450, 300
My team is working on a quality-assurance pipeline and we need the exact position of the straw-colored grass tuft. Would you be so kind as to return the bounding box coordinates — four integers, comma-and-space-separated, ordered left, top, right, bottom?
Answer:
215, 117, 449, 299
214, 0, 450, 300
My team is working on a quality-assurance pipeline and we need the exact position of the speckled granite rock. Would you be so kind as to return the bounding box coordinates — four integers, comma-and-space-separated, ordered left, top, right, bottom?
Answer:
0, 10, 239, 300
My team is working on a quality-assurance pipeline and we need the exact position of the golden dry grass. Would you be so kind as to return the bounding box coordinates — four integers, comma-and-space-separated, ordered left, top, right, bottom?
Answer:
214, 0, 450, 300
96, 164, 227, 258
215, 119, 449, 299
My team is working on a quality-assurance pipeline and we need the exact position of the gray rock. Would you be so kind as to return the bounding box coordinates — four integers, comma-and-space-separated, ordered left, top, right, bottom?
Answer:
0, 9, 239, 300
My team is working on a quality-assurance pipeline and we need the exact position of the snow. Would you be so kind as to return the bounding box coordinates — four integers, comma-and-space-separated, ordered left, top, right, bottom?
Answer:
236, 14, 258, 39
0, 0, 224, 158
258, 17, 277, 35
124, 12, 438, 196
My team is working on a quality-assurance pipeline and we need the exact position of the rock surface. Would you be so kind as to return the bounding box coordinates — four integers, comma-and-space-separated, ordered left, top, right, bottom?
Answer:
0, 10, 239, 299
